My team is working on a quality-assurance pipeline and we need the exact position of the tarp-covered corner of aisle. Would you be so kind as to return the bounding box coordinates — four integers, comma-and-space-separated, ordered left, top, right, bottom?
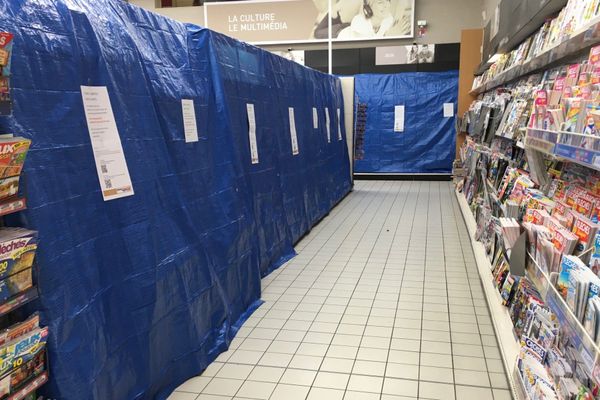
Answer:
353, 71, 458, 174
0, 1, 351, 399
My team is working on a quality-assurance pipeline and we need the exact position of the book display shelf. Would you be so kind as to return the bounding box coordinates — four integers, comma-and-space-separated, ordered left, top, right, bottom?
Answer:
0, 33, 48, 400
455, 1, 600, 399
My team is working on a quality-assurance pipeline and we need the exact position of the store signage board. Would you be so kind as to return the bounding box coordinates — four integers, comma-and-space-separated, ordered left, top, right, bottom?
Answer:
81, 86, 134, 201
181, 99, 199, 143
204, 0, 414, 44
376, 44, 435, 65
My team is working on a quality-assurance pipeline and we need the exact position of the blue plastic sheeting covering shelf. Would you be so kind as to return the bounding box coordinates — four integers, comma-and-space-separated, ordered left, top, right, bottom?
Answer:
353, 72, 458, 174
0, 1, 351, 399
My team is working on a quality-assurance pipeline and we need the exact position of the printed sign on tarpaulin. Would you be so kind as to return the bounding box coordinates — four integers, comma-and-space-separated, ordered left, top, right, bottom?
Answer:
353, 71, 458, 174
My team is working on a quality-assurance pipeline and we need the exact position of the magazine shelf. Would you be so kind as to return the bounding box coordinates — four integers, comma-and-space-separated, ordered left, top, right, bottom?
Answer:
525, 128, 600, 173
523, 128, 560, 154
0, 199, 25, 219
526, 252, 600, 366
470, 14, 600, 96
455, 188, 523, 400
7, 370, 48, 400
514, 366, 532, 400
0, 286, 37, 318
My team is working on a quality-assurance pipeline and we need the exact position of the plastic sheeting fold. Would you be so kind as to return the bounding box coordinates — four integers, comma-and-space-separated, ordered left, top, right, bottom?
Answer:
0, 1, 351, 398
353, 72, 458, 174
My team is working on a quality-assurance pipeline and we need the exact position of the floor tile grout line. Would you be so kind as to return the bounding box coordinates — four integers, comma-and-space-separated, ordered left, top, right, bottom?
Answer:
257, 180, 394, 400
206, 180, 383, 399
380, 180, 421, 398
181, 182, 514, 400
298, 180, 407, 398
261, 180, 378, 292
449, 182, 502, 400
337, 180, 409, 397
248, 180, 387, 399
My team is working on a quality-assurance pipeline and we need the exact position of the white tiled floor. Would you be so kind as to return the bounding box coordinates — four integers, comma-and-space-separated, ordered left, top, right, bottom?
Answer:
169, 181, 513, 400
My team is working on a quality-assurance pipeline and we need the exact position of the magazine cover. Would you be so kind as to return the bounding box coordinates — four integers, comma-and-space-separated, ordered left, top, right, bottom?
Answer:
557, 255, 586, 298
0, 139, 31, 180
589, 231, 600, 276
0, 228, 37, 282
0, 349, 44, 397
0, 314, 39, 348
0, 33, 12, 116
572, 213, 598, 260
0, 327, 48, 378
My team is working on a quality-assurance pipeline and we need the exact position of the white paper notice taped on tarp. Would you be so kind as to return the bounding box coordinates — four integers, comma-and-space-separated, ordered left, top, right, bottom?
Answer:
337, 108, 342, 141
313, 107, 318, 129
247, 103, 259, 164
289, 107, 299, 155
181, 99, 199, 143
81, 86, 134, 201
443, 103, 454, 118
325, 107, 331, 143
394, 105, 405, 132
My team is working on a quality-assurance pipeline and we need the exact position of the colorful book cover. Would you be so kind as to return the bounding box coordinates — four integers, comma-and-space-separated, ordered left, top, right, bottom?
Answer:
0, 327, 48, 378
0, 314, 39, 348
590, 45, 600, 65
557, 255, 586, 298
0, 228, 37, 282
575, 193, 596, 217
590, 231, 600, 276
0, 32, 13, 111
572, 212, 598, 257
0, 138, 30, 180
553, 201, 570, 217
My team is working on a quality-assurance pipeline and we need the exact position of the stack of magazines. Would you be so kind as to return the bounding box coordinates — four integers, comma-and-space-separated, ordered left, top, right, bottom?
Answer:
0, 314, 47, 398
0, 137, 31, 216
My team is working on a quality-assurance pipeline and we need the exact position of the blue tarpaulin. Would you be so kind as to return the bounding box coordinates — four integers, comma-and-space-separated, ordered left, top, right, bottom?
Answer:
0, 1, 351, 399
353, 72, 458, 174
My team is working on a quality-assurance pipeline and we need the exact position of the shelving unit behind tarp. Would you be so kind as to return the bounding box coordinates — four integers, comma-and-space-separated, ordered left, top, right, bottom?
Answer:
353, 71, 459, 175
0, 1, 352, 399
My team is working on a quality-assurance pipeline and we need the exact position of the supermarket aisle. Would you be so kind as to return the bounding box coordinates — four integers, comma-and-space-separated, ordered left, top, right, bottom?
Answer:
170, 181, 513, 400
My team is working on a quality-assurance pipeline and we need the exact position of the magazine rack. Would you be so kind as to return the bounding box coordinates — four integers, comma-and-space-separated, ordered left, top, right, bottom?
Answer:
525, 127, 600, 172
526, 253, 600, 374
524, 127, 560, 154
471, 14, 600, 95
